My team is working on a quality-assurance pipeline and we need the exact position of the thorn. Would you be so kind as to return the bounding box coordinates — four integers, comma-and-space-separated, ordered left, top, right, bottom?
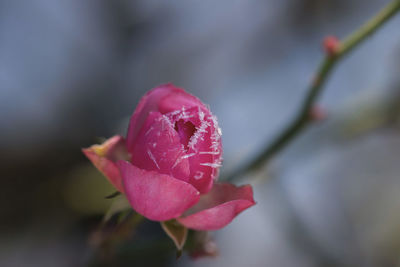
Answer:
323, 35, 340, 57
105, 191, 121, 199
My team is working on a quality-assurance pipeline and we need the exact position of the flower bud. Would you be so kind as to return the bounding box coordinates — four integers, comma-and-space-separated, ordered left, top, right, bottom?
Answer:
83, 84, 255, 231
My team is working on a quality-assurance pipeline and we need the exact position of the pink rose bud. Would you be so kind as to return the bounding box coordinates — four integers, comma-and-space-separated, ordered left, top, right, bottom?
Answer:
323, 35, 340, 56
83, 84, 255, 230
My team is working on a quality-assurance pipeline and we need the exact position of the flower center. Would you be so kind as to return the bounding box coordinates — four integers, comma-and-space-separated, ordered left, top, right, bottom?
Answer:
174, 119, 196, 150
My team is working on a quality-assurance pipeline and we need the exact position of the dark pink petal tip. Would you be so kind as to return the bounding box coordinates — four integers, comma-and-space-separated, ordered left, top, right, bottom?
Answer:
117, 161, 200, 221
82, 135, 128, 192
177, 183, 255, 231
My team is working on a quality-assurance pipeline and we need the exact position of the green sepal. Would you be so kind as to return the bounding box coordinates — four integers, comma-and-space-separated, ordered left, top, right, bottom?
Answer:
161, 220, 188, 255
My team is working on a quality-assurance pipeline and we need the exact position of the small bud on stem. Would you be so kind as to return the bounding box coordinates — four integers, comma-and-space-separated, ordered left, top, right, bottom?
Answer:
309, 105, 327, 122
323, 35, 340, 57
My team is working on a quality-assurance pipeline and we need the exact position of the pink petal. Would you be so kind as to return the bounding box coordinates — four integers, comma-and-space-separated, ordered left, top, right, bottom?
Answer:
167, 106, 222, 194
157, 85, 205, 114
177, 183, 255, 231
130, 111, 191, 182
126, 84, 204, 152
82, 135, 129, 192
188, 112, 222, 194
117, 161, 200, 221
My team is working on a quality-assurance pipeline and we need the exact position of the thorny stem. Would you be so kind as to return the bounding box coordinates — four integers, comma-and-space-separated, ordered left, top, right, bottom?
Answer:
224, 0, 400, 182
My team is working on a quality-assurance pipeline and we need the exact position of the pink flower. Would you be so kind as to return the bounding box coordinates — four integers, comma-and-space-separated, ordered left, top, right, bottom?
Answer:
82, 84, 255, 231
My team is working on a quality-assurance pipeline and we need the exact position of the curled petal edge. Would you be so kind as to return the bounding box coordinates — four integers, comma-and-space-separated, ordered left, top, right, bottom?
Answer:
177, 183, 256, 231
82, 135, 128, 192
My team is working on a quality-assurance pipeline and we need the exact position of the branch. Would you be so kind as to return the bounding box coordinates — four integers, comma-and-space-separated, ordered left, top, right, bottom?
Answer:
224, 0, 400, 182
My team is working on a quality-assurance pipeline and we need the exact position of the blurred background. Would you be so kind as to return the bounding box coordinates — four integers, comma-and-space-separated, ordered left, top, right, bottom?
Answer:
1, 0, 400, 266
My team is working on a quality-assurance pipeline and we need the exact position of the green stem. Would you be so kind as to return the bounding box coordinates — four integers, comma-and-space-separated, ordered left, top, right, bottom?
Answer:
339, 0, 400, 56
224, 0, 400, 182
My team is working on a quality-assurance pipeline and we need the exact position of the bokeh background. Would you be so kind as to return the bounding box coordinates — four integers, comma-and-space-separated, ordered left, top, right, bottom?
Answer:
1, 0, 400, 266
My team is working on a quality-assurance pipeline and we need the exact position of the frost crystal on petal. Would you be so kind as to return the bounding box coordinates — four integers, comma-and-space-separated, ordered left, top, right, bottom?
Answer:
145, 126, 154, 136
199, 162, 222, 168
158, 115, 176, 141
188, 109, 211, 151
171, 156, 182, 170
182, 153, 196, 159
159, 103, 223, 187
160, 114, 175, 130
194, 171, 204, 180
147, 149, 160, 169
209, 115, 222, 153
199, 151, 220, 155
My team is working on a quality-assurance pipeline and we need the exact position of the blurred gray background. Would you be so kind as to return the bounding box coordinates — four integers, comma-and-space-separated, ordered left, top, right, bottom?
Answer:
1, 0, 400, 266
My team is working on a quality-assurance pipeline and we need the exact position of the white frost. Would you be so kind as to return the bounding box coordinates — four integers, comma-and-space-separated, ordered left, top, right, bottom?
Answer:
188, 111, 210, 151
194, 171, 204, 180
200, 162, 222, 168
147, 149, 160, 169
145, 126, 154, 136
199, 151, 220, 155
181, 153, 196, 159
171, 156, 182, 169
